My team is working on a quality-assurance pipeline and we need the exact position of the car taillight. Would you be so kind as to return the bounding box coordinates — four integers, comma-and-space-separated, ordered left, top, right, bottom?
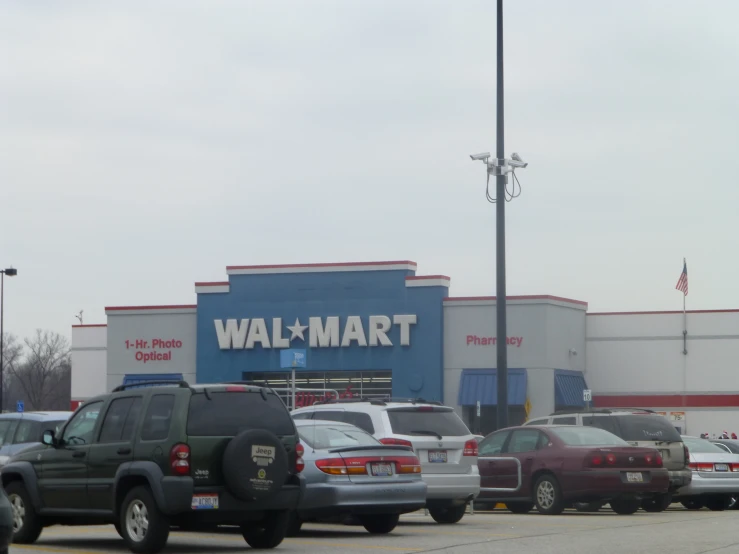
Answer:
295, 443, 305, 473
689, 462, 714, 472
591, 455, 603, 466
379, 438, 414, 449
684, 444, 690, 462
315, 458, 350, 475
645, 453, 662, 467
225, 385, 246, 392
463, 439, 479, 457
731, 463, 739, 472
605, 453, 617, 465
169, 443, 190, 476
396, 456, 422, 474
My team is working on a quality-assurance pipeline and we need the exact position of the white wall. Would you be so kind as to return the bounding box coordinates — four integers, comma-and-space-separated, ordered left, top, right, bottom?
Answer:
71, 326, 108, 401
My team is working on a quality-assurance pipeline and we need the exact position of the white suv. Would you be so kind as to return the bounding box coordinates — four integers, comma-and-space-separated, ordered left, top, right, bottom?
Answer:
292, 399, 480, 524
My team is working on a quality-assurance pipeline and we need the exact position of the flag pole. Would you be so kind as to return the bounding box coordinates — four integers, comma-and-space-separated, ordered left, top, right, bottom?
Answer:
682, 257, 688, 356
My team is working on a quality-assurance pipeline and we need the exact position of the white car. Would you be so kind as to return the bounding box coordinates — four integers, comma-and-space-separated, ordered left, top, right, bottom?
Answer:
675, 435, 739, 511
292, 399, 480, 524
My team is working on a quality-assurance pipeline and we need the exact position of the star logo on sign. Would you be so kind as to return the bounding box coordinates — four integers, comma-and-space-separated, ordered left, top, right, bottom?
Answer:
286, 318, 308, 341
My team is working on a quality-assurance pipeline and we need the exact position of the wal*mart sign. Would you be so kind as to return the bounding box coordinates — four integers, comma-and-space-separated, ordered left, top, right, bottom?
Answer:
214, 315, 417, 350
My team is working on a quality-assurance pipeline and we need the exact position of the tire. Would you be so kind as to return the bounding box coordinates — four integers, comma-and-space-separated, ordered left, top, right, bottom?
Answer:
533, 475, 565, 515
119, 486, 170, 554
286, 511, 302, 537
428, 504, 467, 524
706, 495, 732, 512
641, 493, 672, 513
223, 429, 289, 501
729, 496, 738, 510
574, 501, 603, 513
242, 510, 290, 549
506, 502, 534, 514
114, 522, 124, 538
359, 513, 399, 534
5, 481, 43, 544
610, 497, 641, 515
680, 498, 705, 510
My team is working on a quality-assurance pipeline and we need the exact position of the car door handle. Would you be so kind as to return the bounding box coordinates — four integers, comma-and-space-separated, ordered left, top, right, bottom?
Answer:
526, 457, 534, 461
72, 451, 86, 458
117, 448, 131, 455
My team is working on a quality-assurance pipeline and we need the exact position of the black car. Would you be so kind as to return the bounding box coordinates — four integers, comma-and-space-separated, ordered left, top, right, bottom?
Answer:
0, 486, 11, 554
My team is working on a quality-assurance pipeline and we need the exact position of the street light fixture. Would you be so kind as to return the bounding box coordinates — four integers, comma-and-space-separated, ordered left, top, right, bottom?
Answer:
0, 267, 18, 413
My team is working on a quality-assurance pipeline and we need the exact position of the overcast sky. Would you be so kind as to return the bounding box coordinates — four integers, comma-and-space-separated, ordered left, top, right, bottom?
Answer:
2, 0, 738, 343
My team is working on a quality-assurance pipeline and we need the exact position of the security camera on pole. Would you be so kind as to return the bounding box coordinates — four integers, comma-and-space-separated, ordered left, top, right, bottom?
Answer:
469, 0, 528, 430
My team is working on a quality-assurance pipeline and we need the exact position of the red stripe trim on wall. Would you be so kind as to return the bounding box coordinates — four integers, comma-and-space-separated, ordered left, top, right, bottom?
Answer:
594, 395, 739, 409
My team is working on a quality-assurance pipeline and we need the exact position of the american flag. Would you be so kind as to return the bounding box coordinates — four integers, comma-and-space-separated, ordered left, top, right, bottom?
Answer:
675, 259, 688, 296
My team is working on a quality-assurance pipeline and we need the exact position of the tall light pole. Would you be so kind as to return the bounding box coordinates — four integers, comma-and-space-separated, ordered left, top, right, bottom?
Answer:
0, 267, 18, 413
470, 0, 528, 430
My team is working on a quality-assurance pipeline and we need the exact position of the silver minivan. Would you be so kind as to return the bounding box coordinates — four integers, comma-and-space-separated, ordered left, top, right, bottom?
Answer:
0, 411, 73, 467
292, 399, 480, 524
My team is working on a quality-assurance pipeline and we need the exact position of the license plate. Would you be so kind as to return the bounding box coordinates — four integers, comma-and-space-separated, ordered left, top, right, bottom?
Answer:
428, 450, 447, 463
715, 464, 729, 472
191, 494, 219, 510
370, 463, 393, 476
626, 472, 644, 483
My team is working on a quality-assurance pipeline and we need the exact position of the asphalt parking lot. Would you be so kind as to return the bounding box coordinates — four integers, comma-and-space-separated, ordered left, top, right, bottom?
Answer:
8, 507, 739, 554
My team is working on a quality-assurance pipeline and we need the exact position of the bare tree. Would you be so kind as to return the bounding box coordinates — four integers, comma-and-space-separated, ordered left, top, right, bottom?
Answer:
9, 330, 71, 411
1, 332, 23, 411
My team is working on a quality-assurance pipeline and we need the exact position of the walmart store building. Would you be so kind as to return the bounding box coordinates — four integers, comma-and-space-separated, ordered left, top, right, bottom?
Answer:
73, 260, 739, 435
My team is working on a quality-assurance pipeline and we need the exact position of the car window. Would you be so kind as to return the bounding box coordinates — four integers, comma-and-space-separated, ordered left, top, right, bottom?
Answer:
0, 421, 12, 446
551, 416, 577, 425
539, 432, 552, 449
616, 415, 682, 442
311, 411, 345, 423
479, 431, 509, 456
550, 426, 629, 446
582, 415, 621, 436
292, 412, 313, 420
187, 391, 295, 437
99, 398, 139, 443
507, 429, 542, 453
141, 394, 176, 441
525, 418, 548, 426
62, 401, 103, 445
46, 420, 68, 438
682, 436, 726, 454
387, 408, 471, 437
121, 398, 143, 441
714, 442, 732, 453
344, 412, 375, 434
713, 441, 739, 454
299, 425, 380, 450
13, 420, 40, 444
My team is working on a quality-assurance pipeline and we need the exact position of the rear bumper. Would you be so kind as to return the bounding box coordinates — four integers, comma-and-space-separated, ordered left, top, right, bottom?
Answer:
668, 469, 692, 490
563, 469, 670, 499
298, 480, 427, 518
675, 473, 739, 496
160, 475, 304, 516
423, 469, 481, 501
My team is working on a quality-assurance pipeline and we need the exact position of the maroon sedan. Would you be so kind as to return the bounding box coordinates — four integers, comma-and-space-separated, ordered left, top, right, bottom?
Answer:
477, 425, 670, 515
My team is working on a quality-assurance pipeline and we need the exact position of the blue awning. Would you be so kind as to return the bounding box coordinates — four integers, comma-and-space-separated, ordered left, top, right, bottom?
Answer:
458, 369, 527, 407
554, 370, 588, 407
122, 373, 184, 388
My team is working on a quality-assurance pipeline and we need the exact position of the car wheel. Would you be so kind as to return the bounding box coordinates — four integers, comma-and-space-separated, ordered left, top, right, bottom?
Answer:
641, 493, 672, 513
534, 475, 565, 515
114, 522, 124, 538
428, 504, 467, 524
729, 496, 738, 510
706, 495, 732, 512
119, 486, 170, 554
680, 498, 705, 510
5, 481, 43, 544
242, 510, 290, 549
610, 497, 641, 515
505, 502, 534, 514
574, 501, 603, 513
359, 513, 400, 534
286, 511, 302, 537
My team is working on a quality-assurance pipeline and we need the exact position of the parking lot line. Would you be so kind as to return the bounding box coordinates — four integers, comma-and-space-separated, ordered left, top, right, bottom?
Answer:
14, 546, 109, 554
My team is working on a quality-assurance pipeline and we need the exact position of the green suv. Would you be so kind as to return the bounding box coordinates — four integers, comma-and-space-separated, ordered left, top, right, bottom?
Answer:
0, 381, 305, 553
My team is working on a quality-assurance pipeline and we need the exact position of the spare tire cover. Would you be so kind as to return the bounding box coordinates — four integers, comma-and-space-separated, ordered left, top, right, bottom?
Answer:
222, 429, 288, 501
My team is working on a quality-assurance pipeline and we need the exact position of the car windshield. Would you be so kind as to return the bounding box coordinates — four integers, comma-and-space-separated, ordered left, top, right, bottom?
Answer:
615, 415, 682, 442
187, 391, 295, 436
298, 424, 380, 450
387, 408, 470, 437
683, 436, 726, 454
551, 426, 629, 446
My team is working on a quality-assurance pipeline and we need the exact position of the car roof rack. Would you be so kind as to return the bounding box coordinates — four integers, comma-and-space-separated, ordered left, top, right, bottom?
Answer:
382, 397, 444, 406
112, 380, 192, 393
313, 397, 388, 406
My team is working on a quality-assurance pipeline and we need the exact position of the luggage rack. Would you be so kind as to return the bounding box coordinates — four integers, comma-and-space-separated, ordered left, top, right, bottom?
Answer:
112, 380, 192, 392
548, 408, 658, 416
313, 396, 444, 407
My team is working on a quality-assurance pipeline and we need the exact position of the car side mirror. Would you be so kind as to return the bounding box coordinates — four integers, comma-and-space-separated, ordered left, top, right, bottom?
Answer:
42, 430, 56, 447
